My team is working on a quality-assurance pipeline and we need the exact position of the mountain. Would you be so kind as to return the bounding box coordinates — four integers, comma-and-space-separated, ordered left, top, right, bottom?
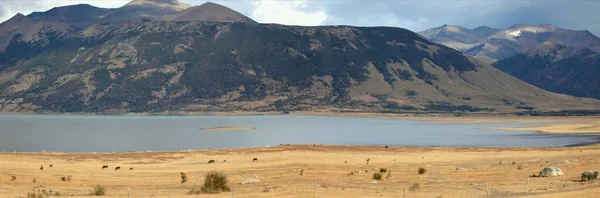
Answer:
0, 3, 599, 113
494, 46, 600, 99
420, 24, 600, 63
100, 0, 191, 23
164, 2, 255, 23
1, 20, 598, 113
27, 4, 114, 28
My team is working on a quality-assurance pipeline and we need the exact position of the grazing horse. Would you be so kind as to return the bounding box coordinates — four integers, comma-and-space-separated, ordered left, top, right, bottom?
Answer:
252, 158, 258, 162
115, 166, 121, 170
40, 165, 44, 170
129, 167, 134, 171
49, 164, 53, 168
101, 165, 109, 169
208, 160, 215, 164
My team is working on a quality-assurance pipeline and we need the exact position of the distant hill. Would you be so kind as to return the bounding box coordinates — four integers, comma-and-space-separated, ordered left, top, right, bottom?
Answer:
164, 2, 255, 23
420, 24, 600, 63
100, 0, 191, 23
0, 1, 598, 113
27, 4, 114, 28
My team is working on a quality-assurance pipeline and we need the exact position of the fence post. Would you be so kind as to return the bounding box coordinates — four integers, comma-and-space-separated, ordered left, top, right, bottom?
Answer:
527, 178, 530, 193
231, 186, 235, 198
19, 185, 21, 198
403, 187, 406, 197
127, 187, 130, 198
313, 181, 317, 196
485, 183, 490, 195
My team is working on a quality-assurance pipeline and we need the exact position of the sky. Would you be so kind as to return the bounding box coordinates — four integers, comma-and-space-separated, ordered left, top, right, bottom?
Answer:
1, 0, 599, 35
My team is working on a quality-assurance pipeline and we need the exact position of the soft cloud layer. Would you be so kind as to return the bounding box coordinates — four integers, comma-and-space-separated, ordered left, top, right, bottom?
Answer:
1, 0, 599, 36
251, 0, 327, 26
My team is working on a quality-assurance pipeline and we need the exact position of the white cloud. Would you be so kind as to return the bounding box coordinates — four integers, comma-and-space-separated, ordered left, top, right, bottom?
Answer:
250, 0, 327, 26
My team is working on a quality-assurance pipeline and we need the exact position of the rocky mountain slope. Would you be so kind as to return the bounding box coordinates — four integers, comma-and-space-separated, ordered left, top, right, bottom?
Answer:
0, 1, 598, 113
493, 46, 600, 99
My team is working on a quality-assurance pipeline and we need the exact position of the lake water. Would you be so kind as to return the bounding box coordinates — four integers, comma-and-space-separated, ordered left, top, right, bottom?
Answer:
0, 114, 598, 152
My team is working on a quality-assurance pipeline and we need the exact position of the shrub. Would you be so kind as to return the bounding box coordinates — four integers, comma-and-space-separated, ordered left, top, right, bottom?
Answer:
11, 175, 16, 181
409, 183, 420, 191
366, 158, 370, 165
181, 172, 188, 183
200, 172, 231, 194
300, 169, 304, 176
61, 177, 67, 182
380, 168, 387, 173
92, 184, 106, 196
418, 167, 427, 175
262, 186, 271, 193
372, 173, 383, 180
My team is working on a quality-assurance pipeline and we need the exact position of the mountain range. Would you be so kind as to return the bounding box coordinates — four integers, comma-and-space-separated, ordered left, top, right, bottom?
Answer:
420, 24, 600, 100
0, 0, 598, 114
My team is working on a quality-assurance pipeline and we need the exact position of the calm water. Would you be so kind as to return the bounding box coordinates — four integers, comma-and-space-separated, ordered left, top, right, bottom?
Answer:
0, 114, 597, 152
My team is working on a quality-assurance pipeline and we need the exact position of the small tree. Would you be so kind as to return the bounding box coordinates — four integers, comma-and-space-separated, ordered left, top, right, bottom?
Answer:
200, 172, 230, 194
181, 172, 188, 183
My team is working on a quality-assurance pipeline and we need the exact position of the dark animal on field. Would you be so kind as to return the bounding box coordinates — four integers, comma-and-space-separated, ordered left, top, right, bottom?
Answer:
253, 158, 258, 162
49, 164, 53, 168
115, 166, 121, 170
102, 165, 108, 169
130, 167, 134, 171
208, 160, 215, 164
40, 165, 43, 170
223, 160, 226, 163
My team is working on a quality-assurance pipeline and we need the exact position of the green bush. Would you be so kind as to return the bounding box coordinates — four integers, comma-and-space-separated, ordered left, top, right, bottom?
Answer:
92, 184, 106, 196
418, 167, 427, 175
200, 172, 231, 194
372, 173, 383, 180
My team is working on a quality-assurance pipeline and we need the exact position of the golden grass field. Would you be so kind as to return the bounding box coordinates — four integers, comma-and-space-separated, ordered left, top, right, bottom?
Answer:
1, 115, 599, 197
2, 144, 600, 198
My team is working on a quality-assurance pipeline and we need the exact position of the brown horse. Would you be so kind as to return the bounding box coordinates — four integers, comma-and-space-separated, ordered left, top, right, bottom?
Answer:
208, 160, 215, 164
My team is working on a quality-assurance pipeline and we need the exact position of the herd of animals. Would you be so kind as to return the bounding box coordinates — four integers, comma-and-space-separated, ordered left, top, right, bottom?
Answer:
37, 158, 260, 171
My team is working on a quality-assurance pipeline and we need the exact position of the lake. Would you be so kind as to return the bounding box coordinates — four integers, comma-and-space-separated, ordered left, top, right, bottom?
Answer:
0, 114, 597, 152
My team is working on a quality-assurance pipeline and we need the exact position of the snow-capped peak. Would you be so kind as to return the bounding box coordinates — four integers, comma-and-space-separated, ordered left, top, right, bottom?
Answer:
509, 30, 522, 37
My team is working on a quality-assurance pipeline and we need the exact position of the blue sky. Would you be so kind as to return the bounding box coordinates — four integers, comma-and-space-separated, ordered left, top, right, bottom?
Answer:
1, 0, 599, 35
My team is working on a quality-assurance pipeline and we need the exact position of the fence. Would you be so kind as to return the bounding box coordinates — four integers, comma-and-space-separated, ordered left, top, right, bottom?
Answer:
1, 177, 598, 198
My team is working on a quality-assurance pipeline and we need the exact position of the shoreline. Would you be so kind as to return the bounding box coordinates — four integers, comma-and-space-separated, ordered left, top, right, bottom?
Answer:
3, 143, 600, 155
491, 121, 600, 134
